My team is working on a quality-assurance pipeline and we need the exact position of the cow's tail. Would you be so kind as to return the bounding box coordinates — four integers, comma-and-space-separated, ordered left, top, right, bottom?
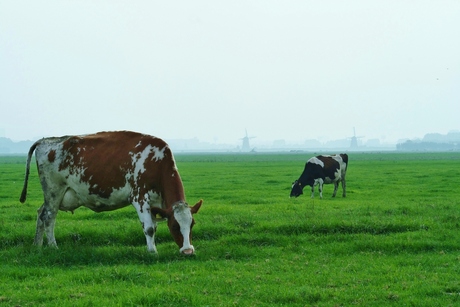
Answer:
341, 153, 349, 170
19, 141, 40, 203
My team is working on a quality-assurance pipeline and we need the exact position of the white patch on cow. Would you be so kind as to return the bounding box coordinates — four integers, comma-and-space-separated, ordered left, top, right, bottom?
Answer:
135, 141, 142, 148
331, 154, 344, 167
173, 202, 194, 253
129, 145, 165, 182
332, 154, 347, 179
313, 178, 323, 186
152, 146, 165, 162
334, 169, 341, 181
61, 188, 79, 210
309, 156, 324, 167
130, 145, 153, 178
58, 171, 133, 212
148, 191, 161, 206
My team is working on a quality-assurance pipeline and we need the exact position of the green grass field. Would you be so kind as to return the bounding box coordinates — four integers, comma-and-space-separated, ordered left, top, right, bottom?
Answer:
1, 152, 460, 306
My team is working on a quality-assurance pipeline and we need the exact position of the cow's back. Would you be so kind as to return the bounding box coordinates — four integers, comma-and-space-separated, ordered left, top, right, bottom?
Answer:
313, 155, 340, 183
33, 131, 175, 207
59, 132, 166, 195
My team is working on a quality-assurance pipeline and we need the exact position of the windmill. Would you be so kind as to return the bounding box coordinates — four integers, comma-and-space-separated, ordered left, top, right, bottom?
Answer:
240, 129, 256, 151
349, 127, 364, 149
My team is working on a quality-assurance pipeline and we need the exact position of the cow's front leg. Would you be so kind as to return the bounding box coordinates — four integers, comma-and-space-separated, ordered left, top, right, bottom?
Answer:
133, 202, 158, 253
310, 185, 315, 198
317, 179, 324, 199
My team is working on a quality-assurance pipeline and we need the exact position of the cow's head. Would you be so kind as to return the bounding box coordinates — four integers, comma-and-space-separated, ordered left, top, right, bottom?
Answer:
151, 200, 202, 255
290, 180, 303, 197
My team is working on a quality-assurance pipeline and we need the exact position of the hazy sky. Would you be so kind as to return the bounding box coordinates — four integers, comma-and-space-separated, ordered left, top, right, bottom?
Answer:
1, 1, 459, 145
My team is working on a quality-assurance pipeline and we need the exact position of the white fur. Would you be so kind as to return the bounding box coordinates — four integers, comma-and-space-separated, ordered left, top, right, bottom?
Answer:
309, 156, 324, 167
173, 202, 195, 253
151, 146, 166, 161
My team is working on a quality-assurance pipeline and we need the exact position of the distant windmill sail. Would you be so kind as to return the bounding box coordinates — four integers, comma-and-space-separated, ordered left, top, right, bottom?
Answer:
240, 129, 255, 151
349, 127, 364, 148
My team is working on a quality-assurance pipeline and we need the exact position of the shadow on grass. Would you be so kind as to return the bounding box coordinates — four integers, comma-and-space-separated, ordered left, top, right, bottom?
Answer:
1, 245, 198, 268
0, 227, 197, 267
273, 222, 423, 236
1, 219, 445, 268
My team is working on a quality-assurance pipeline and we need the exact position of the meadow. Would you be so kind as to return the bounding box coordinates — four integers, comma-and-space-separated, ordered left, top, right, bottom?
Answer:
1, 151, 460, 306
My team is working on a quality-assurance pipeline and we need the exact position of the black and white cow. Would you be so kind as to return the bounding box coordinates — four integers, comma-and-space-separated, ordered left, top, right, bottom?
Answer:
290, 154, 348, 199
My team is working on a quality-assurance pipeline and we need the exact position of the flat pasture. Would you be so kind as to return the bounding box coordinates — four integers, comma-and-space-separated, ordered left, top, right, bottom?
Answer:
1, 152, 460, 306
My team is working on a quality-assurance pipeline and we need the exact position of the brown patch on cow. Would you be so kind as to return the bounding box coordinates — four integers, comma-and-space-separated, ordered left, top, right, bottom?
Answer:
57, 134, 131, 198
318, 156, 339, 169
47, 150, 56, 163
57, 131, 180, 202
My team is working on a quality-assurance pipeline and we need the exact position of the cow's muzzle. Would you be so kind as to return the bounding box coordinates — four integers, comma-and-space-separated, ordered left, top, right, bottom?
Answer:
180, 246, 195, 255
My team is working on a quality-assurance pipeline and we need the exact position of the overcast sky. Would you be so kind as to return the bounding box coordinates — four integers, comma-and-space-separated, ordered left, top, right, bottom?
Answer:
1, 1, 459, 145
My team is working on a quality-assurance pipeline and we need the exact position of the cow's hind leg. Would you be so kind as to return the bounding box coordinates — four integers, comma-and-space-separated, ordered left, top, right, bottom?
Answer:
332, 181, 339, 197
34, 204, 46, 246
133, 202, 158, 253
35, 203, 58, 247
342, 177, 346, 197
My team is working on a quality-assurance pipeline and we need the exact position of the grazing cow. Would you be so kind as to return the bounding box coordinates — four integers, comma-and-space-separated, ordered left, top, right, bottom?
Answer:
20, 131, 202, 255
290, 154, 348, 199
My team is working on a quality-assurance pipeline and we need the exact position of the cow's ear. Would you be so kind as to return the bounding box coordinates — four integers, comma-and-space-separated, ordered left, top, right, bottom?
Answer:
151, 207, 170, 221
190, 199, 203, 214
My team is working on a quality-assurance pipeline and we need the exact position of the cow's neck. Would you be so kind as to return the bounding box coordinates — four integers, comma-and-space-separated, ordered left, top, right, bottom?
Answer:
298, 173, 312, 187
161, 169, 186, 209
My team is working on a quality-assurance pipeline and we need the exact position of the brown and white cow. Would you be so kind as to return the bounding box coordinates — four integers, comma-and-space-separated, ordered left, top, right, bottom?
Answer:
20, 131, 202, 255
290, 154, 348, 199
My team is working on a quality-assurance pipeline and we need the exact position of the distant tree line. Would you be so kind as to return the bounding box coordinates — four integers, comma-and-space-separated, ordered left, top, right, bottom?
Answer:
397, 131, 460, 151
0, 138, 33, 154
